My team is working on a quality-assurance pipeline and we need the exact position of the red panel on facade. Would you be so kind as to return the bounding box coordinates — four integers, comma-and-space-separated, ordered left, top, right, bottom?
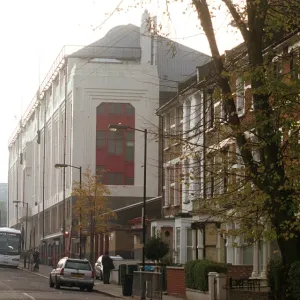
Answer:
96, 103, 135, 185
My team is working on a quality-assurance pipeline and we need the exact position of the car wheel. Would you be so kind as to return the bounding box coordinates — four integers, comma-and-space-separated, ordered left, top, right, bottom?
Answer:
87, 286, 93, 292
49, 277, 54, 288
55, 277, 61, 289
80, 286, 85, 291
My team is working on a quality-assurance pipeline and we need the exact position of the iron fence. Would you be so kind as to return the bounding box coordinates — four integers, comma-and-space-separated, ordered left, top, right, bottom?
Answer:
229, 278, 261, 291
133, 271, 163, 300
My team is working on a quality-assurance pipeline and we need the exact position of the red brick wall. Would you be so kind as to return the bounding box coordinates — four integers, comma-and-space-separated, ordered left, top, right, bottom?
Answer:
166, 267, 186, 297
227, 265, 253, 279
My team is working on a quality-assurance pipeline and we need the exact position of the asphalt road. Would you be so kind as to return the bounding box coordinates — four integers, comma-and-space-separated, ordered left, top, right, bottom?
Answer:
0, 266, 112, 300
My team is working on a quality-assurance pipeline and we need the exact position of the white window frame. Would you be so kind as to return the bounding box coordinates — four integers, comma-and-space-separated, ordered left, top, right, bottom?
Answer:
236, 77, 245, 117
176, 227, 181, 263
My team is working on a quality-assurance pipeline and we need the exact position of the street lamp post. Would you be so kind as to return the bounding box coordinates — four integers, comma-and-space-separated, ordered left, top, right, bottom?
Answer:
108, 124, 147, 268
55, 164, 82, 259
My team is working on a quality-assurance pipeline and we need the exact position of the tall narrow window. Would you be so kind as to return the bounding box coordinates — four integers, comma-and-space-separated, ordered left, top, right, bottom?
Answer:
107, 172, 123, 185
108, 131, 123, 155
97, 103, 105, 115
125, 104, 134, 115
96, 166, 105, 181
176, 228, 180, 263
206, 90, 214, 129
186, 229, 193, 262
236, 77, 245, 116
108, 103, 123, 115
125, 131, 134, 161
96, 131, 106, 148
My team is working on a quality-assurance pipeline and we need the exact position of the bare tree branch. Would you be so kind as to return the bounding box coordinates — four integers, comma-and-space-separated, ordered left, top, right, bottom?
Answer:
222, 0, 249, 42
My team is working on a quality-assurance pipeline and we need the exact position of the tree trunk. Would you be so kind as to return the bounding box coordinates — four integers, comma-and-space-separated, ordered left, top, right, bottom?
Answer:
89, 222, 96, 265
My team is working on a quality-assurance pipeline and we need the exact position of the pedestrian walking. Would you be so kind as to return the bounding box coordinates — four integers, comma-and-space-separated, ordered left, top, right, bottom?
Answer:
101, 252, 114, 284
29, 249, 34, 271
33, 249, 40, 271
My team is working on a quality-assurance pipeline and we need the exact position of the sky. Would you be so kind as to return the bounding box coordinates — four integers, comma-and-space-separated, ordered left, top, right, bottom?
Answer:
0, 0, 241, 183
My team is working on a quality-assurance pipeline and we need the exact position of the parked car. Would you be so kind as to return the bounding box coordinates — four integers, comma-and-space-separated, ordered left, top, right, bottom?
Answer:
95, 255, 123, 280
49, 257, 94, 292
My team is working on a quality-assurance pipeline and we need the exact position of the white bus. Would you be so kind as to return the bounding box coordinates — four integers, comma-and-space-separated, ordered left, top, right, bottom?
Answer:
0, 227, 22, 267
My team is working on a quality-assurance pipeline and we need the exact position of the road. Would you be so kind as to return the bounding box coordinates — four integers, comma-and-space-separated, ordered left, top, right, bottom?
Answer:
0, 266, 113, 300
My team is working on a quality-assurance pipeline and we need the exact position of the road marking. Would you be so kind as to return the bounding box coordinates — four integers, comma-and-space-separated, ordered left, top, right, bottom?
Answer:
23, 293, 36, 300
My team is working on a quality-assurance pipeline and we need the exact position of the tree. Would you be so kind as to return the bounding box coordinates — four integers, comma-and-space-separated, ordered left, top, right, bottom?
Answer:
190, 0, 300, 266
129, 0, 300, 292
72, 169, 116, 263
145, 233, 170, 263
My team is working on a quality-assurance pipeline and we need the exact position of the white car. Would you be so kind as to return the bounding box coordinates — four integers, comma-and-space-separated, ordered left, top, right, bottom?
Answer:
49, 257, 94, 292
95, 255, 123, 280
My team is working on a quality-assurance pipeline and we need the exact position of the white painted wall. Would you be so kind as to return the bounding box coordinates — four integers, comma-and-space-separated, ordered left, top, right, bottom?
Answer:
72, 59, 159, 198
8, 57, 159, 230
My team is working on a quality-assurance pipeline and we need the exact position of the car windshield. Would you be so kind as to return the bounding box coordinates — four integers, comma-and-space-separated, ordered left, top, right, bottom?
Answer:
65, 260, 91, 271
0, 233, 21, 255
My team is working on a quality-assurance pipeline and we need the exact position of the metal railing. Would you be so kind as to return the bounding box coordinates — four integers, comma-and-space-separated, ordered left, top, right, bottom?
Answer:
133, 271, 163, 300
229, 277, 261, 291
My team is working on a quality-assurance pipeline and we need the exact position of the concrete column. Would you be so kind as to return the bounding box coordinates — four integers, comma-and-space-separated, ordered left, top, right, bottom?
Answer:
225, 224, 234, 264
251, 241, 259, 278
192, 230, 197, 260
180, 224, 187, 264
216, 232, 221, 262
197, 229, 204, 259
216, 273, 227, 300
260, 240, 269, 279
208, 272, 218, 300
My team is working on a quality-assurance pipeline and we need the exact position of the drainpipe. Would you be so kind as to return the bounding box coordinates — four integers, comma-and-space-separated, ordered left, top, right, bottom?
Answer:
62, 57, 69, 256
42, 92, 46, 241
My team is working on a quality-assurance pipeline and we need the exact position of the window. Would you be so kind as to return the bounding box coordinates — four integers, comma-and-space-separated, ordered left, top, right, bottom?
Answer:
126, 131, 134, 140
206, 157, 214, 198
125, 131, 134, 161
96, 166, 105, 179
176, 228, 180, 263
65, 260, 91, 271
206, 90, 214, 129
96, 131, 106, 148
108, 131, 123, 155
290, 51, 299, 81
176, 106, 183, 123
236, 77, 245, 116
164, 114, 170, 132
125, 104, 134, 115
107, 172, 123, 185
220, 99, 228, 123
97, 104, 105, 115
125, 177, 134, 185
221, 148, 229, 193
108, 103, 123, 115
170, 110, 175, 126
170, 186, 175, 206
187, 229, 193, 262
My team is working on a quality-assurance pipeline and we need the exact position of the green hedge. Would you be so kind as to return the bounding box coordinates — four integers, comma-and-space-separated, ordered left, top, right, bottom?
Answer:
185, 260, 228, 292
289, 261, 300, 300
267, 256, 285, 300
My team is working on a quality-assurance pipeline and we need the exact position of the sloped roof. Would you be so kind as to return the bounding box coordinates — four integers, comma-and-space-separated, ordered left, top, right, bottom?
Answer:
70, 23, 209, 62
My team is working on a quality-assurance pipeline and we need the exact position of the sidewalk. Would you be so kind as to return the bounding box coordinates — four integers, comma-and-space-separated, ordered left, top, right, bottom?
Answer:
18, 262, 182, 300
